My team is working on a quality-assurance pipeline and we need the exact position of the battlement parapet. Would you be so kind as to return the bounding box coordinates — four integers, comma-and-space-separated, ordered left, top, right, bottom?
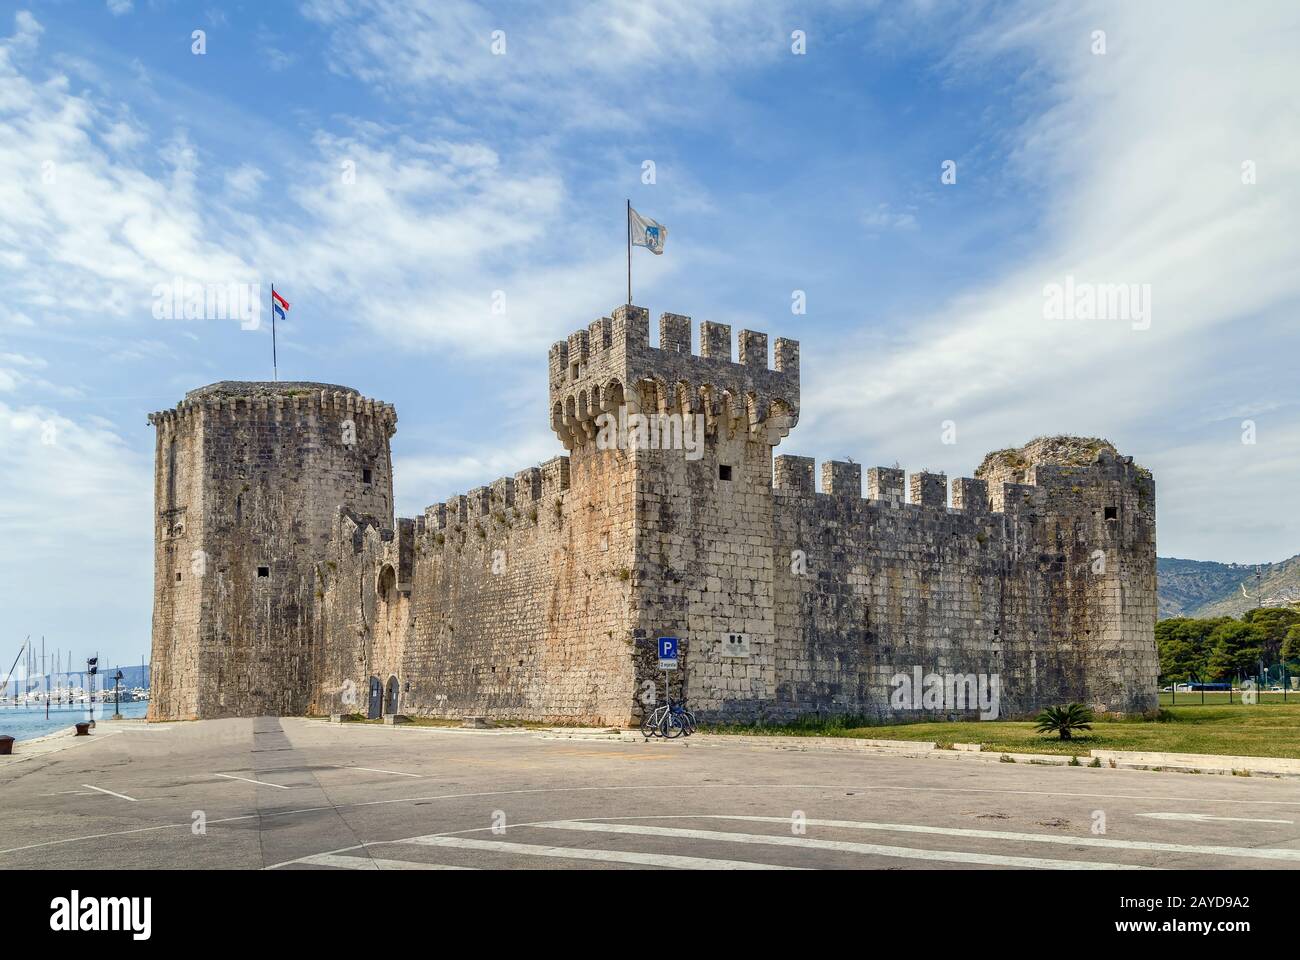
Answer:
419, 457, 569, 540
514, 467, 542, 502
332, 507, 393, 555
773, 455, 815, 494
467, 486, 491, 518
549, 303, 799, 451
952, 477, 989, 512
909, 471, 948, 508
822, 460, 862, 497
541, 456, 570, 499
147, 381, 397, 436
866, 467, 905, 504
772, 443, 1148, 522
490, 476, 515, 509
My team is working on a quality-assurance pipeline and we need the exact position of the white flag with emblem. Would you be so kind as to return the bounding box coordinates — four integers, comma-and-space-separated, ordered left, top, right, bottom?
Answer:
629, 207, 667, 255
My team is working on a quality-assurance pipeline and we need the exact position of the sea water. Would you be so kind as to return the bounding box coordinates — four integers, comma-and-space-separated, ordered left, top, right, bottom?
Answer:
0, 700, 149, 741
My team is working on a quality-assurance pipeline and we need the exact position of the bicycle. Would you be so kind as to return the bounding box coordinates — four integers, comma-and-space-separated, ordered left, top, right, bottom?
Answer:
674, 698, 697, 735
641, 697, 695, 739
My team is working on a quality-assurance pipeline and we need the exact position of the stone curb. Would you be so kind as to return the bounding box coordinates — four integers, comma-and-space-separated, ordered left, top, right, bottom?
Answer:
1090, 750, 1300, 778
286, 717, 529, 736
679, 734, 1300, 777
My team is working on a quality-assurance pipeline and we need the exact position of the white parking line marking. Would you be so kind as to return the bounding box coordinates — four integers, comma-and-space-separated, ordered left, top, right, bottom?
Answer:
297, 853, 473, 870
82, 784, 137, 802
1137, 813, 1294, 825
9, 779, 1300, 860
406, 835, 805, 870
214, 773, 290, 789
341, 766, 422, 778
690, 815, 1300, 862
533, 821, 1154, 870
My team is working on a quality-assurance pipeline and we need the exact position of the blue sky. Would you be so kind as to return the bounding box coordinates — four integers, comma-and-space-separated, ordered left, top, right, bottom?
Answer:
2, 0, 1299, 669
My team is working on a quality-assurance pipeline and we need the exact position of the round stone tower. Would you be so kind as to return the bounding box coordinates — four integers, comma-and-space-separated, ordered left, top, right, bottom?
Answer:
147, 381, 396, 719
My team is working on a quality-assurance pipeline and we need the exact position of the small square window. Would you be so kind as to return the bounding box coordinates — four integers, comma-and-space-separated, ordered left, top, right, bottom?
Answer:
1104, 506, 1118, 521
257, 566, 270, 578
718, 464, 733, 481
176, 572, 182, 582
362, 468, 373, 484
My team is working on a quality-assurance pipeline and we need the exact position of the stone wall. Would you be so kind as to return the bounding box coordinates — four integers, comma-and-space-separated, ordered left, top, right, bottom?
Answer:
148, 382, 395, 720
311, 444, 640, 725
150, 305, 1158, 725
760, 442, 1158, 722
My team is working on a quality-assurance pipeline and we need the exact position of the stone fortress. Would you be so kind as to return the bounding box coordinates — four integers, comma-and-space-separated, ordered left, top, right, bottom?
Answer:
147, 303, 1159, 725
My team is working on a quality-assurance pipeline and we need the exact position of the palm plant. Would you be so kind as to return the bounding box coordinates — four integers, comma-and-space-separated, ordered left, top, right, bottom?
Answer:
1034, 703, 1095, 740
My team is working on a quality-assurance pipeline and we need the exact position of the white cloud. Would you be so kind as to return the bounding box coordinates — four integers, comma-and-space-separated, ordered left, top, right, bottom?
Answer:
1, 11, 626, 358
252, 127, 645, 354
223, 163, 267, 199
862, 203, 917, 231
795, 0, 1300, 562
0, 398, 153, 649
300, 0, 794, 129
395, 432, 559, 515
0, 17, 261, 325
107, 0, 133, 16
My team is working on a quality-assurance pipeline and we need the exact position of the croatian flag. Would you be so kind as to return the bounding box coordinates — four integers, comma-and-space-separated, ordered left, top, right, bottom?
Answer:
272, 289, 290, 321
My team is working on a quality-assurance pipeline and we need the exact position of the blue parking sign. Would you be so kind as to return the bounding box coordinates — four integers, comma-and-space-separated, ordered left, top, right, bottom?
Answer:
657, 637, 679, 661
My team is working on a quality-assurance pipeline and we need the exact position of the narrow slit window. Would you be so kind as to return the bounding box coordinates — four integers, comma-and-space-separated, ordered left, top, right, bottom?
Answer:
362, 468, 373, 484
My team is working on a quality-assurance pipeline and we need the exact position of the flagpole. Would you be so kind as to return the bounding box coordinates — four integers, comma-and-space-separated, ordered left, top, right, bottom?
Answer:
626, 199, 632, 306
271, 283, 278, 382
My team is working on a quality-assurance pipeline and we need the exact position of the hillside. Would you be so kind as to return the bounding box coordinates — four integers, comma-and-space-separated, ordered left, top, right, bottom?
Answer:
1157, 555, 1300, 619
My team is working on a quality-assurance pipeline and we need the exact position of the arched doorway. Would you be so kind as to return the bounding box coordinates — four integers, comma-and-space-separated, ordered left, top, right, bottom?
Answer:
385, 675, 400, 715
367, 676, 382, 719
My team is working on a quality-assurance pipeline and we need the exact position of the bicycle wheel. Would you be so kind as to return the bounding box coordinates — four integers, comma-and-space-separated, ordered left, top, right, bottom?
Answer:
661, 711, 685, 739
641, 706, 664, 738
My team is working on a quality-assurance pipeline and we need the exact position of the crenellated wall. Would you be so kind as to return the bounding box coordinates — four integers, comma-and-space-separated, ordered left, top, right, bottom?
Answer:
151, 305, 1158, 725
761, 442, 1158, 721
147, 382, 395, 720
310, 443, 641, 724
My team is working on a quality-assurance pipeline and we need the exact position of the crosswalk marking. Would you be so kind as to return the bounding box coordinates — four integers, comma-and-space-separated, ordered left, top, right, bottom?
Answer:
694, 815, 1300, 863
297, 853, 474, 870
531, 821, 1153, 870
406, 835, 805, 869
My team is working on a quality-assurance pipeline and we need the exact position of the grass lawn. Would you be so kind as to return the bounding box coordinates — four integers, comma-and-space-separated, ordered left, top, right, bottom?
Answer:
1159, 691, 1298, 706
702, 703, 1300, 759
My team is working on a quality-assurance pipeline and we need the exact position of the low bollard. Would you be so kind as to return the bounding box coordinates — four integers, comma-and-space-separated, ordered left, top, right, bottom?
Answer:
0, 735, 13, 755
75, 722, 91, 736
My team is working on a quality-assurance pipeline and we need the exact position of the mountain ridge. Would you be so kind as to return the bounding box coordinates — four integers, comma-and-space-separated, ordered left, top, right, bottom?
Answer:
1157, 554, 1300, 619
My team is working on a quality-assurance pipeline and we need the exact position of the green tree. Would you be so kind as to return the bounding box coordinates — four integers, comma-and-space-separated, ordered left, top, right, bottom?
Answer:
1155, 617, 1222, 683
1241, 607, 1300, 664
1282, 623, 1300, 667
1204, 620, 1265, 681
